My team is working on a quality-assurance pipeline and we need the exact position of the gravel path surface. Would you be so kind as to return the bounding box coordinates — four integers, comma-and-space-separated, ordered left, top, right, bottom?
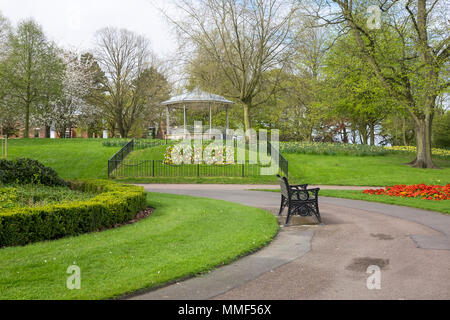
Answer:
130, 184, 450, 300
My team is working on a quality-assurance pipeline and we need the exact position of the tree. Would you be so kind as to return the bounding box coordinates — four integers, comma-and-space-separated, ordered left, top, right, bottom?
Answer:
42, 51, 96, 138
0, 11, 11, 51
2, 19, 60, 138
168, 0, 299, 132
0, 12, 17, 137
310, 0, 449, 167
94, 28, 154, 138
322, 33, 395, 145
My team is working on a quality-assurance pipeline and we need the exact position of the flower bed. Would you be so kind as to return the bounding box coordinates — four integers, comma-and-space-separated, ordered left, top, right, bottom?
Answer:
0, 180, 147, 247
280, 142, 387, 156
164, 145, 235, 165
363, 184, 450, 200
385, 146, 450, 159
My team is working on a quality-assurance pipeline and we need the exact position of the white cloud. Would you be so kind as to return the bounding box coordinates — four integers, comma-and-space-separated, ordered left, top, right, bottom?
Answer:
0, 0, 177, 58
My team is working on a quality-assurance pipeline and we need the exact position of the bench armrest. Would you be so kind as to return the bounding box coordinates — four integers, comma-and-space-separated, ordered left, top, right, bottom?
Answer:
292, 188, 320, 200
290, 184, 308, 190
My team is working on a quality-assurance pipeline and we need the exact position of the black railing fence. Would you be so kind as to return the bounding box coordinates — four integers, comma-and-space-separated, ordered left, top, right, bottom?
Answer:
109, 160, 267, 178
108, 138, 288, 179
267, 141, 289, 178
108, 139, 134, 178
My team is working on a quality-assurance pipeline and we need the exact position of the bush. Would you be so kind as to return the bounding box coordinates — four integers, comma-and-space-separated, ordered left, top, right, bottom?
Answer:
0, 158, 67, 186
0, 180, 147, 247
0, 184, 94, 210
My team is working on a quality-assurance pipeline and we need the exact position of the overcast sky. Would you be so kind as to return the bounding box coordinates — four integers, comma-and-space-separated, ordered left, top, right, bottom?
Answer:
0, 0, 177, 58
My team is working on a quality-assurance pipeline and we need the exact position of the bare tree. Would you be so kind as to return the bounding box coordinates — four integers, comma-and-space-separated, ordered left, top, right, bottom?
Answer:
165, 0, 300, 132
307, 0, 449, 168
0, 11, 11, 53
94, 27, 153, 138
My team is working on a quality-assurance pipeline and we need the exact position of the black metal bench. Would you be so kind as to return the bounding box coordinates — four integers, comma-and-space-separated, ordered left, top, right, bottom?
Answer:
277, 175, 322, 226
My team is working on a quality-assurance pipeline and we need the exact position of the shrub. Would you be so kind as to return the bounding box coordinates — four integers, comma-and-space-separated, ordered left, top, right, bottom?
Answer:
0, 184, 94, 210
0, 158, 67, 186
0, 180, 147, 247
0, 187, 17, 210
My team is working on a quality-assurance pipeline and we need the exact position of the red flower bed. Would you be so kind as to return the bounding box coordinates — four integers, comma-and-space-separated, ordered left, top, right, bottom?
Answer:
363, 184, 450, 201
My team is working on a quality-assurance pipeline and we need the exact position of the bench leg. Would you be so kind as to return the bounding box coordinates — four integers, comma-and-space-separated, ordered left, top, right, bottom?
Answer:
278, 195, 286, 216
285, 206, 293, 226
314, 201, 322, 224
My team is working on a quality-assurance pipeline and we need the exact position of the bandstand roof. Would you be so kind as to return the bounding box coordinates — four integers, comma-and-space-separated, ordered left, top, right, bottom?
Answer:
161, 88, 233, 106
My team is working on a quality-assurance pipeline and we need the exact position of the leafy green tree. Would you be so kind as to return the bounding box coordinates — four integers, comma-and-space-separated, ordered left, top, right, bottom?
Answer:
313, 0, 449, 167
2, 19, 61, 138
322, 33, 395, 145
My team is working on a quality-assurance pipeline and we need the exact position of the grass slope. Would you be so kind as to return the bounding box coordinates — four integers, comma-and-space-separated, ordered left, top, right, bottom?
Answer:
286, 154, 450, 186
0, 193, 278, 300
319, 189, 450, 214
251, 189, 449, 214
6, 139, 120, 179
6, 139, 450, 186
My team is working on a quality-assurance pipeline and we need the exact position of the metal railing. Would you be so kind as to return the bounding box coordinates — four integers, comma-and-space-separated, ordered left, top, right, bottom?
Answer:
108, 139, 134, 178
109, 160, 270, 178
107, 138, 288, 179
267, 140, 289, 178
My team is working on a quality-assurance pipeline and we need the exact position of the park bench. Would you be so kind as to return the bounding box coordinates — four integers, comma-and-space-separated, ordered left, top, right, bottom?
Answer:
277, 175, 322, 226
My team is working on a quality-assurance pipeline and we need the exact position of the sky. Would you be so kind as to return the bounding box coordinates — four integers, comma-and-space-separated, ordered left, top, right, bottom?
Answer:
0, 0, 178, 58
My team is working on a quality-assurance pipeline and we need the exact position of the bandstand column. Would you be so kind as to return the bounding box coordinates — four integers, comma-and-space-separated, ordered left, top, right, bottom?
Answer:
166, 106, 170, 137
226, 106, 229, 130
209, 105, 212, 132
184, 104, 187, 135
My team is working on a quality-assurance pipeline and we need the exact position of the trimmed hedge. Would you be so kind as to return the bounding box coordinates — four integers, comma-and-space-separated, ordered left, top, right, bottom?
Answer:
0, 180, 147, 247
0, 158, 67, 186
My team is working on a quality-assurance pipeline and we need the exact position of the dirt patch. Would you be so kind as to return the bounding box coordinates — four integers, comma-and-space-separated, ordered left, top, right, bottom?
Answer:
346, 257, 390, 272
370, 233, 394, 240
97, 207, 154, 232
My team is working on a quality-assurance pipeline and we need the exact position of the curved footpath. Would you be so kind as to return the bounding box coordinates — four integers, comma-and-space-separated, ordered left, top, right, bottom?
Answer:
129, 184, 450, 300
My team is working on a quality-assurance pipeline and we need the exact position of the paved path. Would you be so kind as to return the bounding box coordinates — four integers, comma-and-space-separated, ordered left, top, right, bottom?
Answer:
131, 184, 450, 300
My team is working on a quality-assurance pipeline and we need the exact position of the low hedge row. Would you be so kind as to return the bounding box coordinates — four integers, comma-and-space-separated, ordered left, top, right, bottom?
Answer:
0, 180, 147, 247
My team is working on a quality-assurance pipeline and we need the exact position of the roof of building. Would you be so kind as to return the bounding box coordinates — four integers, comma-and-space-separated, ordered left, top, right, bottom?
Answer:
162, 88, 233, 106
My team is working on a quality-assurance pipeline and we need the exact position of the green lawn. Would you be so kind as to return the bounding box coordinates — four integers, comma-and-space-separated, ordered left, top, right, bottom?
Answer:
127, 145, 168, 160
123, 147, 450, 186
251, 189, 450, 215
6, 139, 450, 186
0, 192, 278, 300
285, 153, 450, 186
6, 139, 120, 179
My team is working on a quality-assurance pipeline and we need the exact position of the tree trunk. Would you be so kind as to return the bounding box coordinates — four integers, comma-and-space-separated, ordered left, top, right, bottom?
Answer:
402, 117, 407, 146
360, 125, 368, 145
369, 122, 375, 146
243, 103, 251, 133
24, 101, 30, 138
342, 124, 348, 143
409, 117, 437, 168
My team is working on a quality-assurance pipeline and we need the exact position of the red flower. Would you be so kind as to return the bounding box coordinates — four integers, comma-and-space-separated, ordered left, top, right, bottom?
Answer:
363, 184, 449, 201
